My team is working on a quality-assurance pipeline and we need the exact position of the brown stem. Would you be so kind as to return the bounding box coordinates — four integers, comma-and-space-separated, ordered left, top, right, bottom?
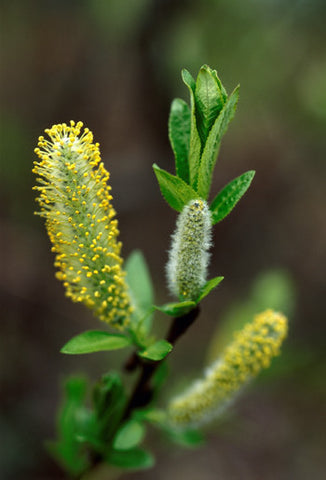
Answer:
166, 305, 200, 344
124, 351, 139, 372
123, 305, 200, 419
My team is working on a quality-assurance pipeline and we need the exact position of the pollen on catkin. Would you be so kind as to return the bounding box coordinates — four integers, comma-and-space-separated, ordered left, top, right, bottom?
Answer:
33, 121, 132, 329
168, 309, 288, 427
166, 199, 212, 301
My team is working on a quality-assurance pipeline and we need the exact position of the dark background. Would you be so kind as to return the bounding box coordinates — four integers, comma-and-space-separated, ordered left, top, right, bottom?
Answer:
1, 1, 325, 479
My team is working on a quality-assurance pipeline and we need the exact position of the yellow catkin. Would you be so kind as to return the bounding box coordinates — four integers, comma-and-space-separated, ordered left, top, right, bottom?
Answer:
168, 309, 288, 427
33, 121, 132, 329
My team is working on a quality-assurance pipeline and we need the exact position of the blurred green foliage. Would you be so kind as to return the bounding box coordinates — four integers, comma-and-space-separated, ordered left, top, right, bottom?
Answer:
207, 269, 296, 361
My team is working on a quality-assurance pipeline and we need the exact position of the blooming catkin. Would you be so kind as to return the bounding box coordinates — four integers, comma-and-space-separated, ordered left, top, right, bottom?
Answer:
33, 121, 131, 329
168, 309, 288, 427
166, 199, 212, 301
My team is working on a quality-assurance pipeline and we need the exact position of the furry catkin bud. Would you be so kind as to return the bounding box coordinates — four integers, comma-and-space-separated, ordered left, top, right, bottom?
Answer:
168, 310, 288, 427
166, 199, 212, 301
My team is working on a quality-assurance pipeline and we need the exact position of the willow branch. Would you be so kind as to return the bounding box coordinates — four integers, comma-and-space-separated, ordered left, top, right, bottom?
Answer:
123, 305, 200, 418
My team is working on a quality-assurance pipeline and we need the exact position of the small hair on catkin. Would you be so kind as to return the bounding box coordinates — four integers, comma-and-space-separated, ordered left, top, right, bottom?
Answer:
33, 121, 132, 330
168, 309, 288, 427
166, 199, 212, 301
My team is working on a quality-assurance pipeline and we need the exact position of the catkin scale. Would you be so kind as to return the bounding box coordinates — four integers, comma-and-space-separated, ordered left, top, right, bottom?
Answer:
166, 199, 212, 301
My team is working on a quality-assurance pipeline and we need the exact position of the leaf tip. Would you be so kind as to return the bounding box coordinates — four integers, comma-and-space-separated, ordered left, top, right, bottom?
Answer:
181, 67, 189, 78
60, 342, 73, 354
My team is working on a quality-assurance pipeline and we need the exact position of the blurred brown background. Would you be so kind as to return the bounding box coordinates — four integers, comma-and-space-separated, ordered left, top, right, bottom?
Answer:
1, 1, 325, 479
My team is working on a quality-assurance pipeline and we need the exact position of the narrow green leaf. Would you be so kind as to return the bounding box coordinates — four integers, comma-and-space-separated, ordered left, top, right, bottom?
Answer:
134, 408, 167, 425
61, 331, 132, 354
126, 250, 154, 334
74, 408, 100, 450
154, 300, 196, 317
93, 373, 126, 444
153, 163, 199, 212
93, 373, 124, 418
108, 448, 154, 470
210, 170, 255, 225
181, 68, 202, 188
47, 377, 90, 475
195, 65, 225, 148
113, 420, 145, 451
182, 67, 196, 91
139, 340, 173, 361
126, 250, 154, 311
168, 98, 191, 183
165, 427, 205, 448
197, 86, 240, 199
151, 362, 169, 392
128, 308, 156, 349
211, 69, 228, 103
196, 276, 224, 303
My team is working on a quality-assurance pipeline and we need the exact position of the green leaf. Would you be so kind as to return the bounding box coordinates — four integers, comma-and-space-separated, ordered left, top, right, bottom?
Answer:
73, 408, 101, 451
93, 373, 124, 418
151, 362, 169, 393
126, 250, 154, 334
61, 331, 132, 354
139, 340, 173, 361
168, 98, 191, 183
181, 68, 202, 188
195, 65, 225, 148
197, 86, 240, 199
211, 69, 228, 103
154, 300, 196, 316
113, 420, 145, 451
108, 448, 154, 470
93, 373, 126, 444
134, 408, 167, 425
47, 377, 90, 475
196, 276, 224, 303
153, 163, 199, 212
165, 428, 205, 448
210, 170, 255, 225
129, 308, 155, 349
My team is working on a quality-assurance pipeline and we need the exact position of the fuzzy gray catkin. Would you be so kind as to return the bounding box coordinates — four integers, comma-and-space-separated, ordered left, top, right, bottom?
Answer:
166, 199, 212, 301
